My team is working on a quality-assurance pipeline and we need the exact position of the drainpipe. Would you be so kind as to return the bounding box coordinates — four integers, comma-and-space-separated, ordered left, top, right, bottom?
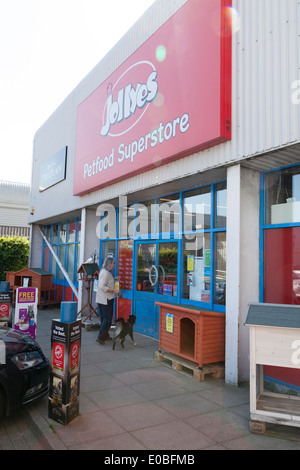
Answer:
37, 225, 78, 299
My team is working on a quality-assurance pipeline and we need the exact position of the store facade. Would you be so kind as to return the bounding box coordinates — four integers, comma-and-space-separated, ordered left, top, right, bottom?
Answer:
28, 0, 300, 385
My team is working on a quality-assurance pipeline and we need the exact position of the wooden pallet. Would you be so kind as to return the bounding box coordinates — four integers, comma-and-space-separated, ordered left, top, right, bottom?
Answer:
250, 392, 300, 434
155, 350, 225, 382
80, 319, 100, 331
250, 420, 267, 434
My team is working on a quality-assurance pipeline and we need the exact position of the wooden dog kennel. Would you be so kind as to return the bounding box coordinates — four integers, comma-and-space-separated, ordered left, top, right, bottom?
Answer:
246, 303, 300, 434
156, 302, 225, 368
6, 268, 58, 307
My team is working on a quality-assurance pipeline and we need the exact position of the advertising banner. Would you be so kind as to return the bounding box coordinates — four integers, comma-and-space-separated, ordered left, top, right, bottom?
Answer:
0, 292, 11, 326
14, 287, 38, 339
74, 0, 232, 195
48, 319, 81, 425
0, 302, 9, 319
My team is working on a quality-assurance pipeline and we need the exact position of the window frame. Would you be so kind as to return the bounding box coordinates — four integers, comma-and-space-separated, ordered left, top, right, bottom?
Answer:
260, 163, 300, 302
98, 181, 227, 313
42, 218, 81, 301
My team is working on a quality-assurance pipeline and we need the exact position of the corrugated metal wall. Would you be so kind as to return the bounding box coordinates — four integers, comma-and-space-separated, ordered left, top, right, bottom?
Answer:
29, 0, 300, 222
0, 180, 30, 203
0, 181, 30, 230
230, 0, 300, 162
0, 207, 30, 229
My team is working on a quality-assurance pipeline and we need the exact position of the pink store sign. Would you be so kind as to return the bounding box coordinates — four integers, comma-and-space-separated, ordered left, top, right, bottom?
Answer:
74, 0, 232, 196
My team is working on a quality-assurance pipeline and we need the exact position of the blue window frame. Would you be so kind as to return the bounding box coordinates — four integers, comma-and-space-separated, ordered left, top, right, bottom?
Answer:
260, 162, 300, 302
98, 181, 226, 313
42, 218, 81, 301
260, 164, 300, 395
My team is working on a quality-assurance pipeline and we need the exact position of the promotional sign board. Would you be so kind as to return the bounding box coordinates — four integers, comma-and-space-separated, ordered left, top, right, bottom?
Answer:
14, 287, 38, 339
48, 319, 81, 425
74, 0, 232, 195
0, 292, 11, 326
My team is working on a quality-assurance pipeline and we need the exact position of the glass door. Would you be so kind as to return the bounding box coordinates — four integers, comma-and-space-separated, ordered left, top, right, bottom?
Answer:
134, 240, 179, 338
157, 242, 178, 298
136, 242, 156, 294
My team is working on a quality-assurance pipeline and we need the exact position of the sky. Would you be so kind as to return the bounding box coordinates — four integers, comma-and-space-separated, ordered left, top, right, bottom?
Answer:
0, 0, 155, 185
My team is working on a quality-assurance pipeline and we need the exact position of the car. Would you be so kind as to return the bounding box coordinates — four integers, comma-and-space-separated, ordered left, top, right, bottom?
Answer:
0, 326, 50, 420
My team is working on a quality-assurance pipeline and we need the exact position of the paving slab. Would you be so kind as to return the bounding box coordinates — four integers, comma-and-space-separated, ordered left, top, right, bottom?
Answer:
2, 307, 300, 451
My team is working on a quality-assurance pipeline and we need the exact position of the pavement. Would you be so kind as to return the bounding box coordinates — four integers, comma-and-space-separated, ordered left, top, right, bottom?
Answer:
2, 307, 300, 451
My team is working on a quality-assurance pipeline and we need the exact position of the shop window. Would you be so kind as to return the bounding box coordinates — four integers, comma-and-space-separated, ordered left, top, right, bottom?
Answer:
215, 182, 227, 228
102, 240, 116, 264
214, 232, 226, 305
44, 226, 51, 240
66, 244, 75, 279
52, 224, 58, 244
49, 247, 57, 277
184, 186, 211, 232
59, 222, 67, 244
98, 207, 116, 240
264, 227, 300, 305
262, 166, 300, 395
264, 165, 300, 225
136, 243, 156, 293
158, 242, 178, 296
183, 233, 211, 303
77, 221, 81, 242
119, 200, 156, 239
67, 220, 76, 243
57, 245, 65, 280
135, 200, 155, 238
99, 182, 226, 312
263, 220, 300, 395
158, 194, 180, 235
42, 218, 81, 294
119, 205, 134, 238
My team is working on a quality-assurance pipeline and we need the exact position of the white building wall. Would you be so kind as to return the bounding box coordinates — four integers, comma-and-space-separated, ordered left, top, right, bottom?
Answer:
0, 205, 29, 228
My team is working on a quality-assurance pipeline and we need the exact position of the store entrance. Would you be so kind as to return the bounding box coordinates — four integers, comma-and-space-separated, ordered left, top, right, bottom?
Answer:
133, 240, 179, 338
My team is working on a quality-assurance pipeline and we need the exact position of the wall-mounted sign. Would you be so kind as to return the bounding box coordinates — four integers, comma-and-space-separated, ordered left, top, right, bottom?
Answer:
166, 313, 174, 334
39, 146, 67, 191
74, 0, 232, 196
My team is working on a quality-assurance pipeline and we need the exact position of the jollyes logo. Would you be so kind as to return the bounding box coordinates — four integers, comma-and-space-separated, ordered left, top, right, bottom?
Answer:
54, 344, 63, 359
0, 304, 8, 313
100, 61, 158, 137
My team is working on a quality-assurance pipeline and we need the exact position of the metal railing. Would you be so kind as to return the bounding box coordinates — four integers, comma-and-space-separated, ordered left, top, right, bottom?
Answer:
0, 226, 31, 238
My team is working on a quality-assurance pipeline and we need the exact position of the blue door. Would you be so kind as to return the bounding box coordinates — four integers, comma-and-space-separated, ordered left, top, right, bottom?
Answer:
133, 240, 179, 339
